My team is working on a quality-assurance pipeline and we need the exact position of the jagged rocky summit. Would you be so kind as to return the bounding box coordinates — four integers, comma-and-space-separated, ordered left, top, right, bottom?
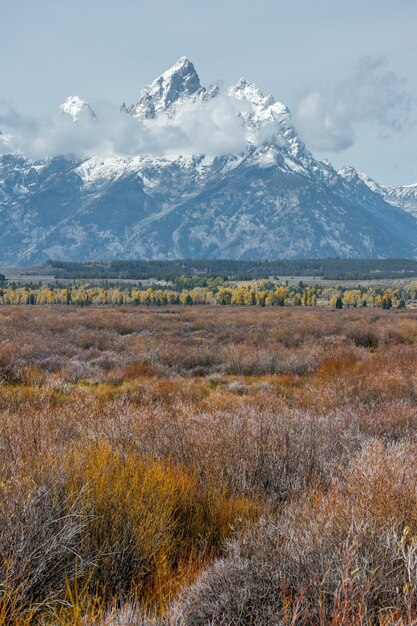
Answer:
0, 57, 416, 264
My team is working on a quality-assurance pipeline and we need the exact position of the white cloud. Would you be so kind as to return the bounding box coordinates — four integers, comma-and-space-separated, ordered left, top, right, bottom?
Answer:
294, 56, 414, 152
136, 95, 253, 157
0, 94, 267, 160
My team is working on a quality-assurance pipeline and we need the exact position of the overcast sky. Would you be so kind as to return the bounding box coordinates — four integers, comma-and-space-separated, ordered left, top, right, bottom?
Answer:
1, 0, 416, 184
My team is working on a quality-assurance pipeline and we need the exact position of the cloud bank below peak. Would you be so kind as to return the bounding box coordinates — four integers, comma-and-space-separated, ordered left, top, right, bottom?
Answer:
0, 93, 273, 161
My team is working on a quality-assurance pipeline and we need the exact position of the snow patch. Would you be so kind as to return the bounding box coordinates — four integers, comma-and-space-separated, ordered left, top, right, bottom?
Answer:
60, 96, 96, 122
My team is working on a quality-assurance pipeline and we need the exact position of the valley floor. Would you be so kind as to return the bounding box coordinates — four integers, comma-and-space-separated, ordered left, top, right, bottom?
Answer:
1, 306, 417, 624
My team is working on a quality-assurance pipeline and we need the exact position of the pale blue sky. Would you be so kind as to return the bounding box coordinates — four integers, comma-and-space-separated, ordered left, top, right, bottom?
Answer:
1, 0, 416, 184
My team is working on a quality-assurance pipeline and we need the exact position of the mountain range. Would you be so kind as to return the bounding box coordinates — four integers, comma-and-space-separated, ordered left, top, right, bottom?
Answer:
1, 57, 416, 264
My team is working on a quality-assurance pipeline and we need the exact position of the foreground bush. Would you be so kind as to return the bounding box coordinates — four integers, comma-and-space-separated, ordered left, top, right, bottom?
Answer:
0, 441, 259, 622
182, 440, 417, 625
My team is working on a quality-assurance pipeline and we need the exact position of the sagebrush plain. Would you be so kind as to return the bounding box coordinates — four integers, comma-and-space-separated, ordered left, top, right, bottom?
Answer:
1, 305, 417, 625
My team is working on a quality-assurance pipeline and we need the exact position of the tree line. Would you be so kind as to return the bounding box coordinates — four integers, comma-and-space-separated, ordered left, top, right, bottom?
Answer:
1, 282, 416, 308
47, 258, 417, 281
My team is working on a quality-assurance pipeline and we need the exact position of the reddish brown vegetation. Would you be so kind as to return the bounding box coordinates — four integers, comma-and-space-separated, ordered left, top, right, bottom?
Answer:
0, 306, 417, 624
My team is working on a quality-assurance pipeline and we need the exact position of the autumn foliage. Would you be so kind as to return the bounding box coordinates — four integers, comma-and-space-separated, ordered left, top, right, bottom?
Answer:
0, 305, 417, 624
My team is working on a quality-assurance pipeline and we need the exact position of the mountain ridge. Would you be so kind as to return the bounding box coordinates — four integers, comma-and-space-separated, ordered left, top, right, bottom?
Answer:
0, 57, 416, 265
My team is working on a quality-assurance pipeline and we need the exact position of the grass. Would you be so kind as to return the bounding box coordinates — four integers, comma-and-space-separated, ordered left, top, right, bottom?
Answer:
0, 305, 417, 624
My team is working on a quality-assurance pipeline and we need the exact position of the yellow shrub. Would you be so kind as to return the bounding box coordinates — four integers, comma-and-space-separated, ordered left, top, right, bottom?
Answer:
62, 442, 260, 605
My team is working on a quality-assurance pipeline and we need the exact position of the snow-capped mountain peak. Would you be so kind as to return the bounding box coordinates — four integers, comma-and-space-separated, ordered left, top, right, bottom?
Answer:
127, 57, 203, 119
339, 166, 385, 194
337, 166, 417, 219
227, 77, 293, 151
338, 165, 360, 183
59, 96, 96, 122
229, 78, 274, 109
382, 184, 417, 218
163, 56, 198, 81
354, 170, 417, 219
228, 78, 290, 119
0, 56, 416, 265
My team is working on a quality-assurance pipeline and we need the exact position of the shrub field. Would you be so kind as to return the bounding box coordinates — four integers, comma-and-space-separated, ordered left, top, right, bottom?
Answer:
0, 305, 417, 624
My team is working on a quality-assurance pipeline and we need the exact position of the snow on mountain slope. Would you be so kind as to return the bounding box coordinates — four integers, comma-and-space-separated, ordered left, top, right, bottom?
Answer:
382, 184, 417, 218
59, 96, 96, 122
228, 78, 289, 134
154, 148, 416, 260
339, 167, 417, 220
0, 57, 416, 264
227, 78, 308, 163
125, 57, 219, 119
62, 58, 322, 191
